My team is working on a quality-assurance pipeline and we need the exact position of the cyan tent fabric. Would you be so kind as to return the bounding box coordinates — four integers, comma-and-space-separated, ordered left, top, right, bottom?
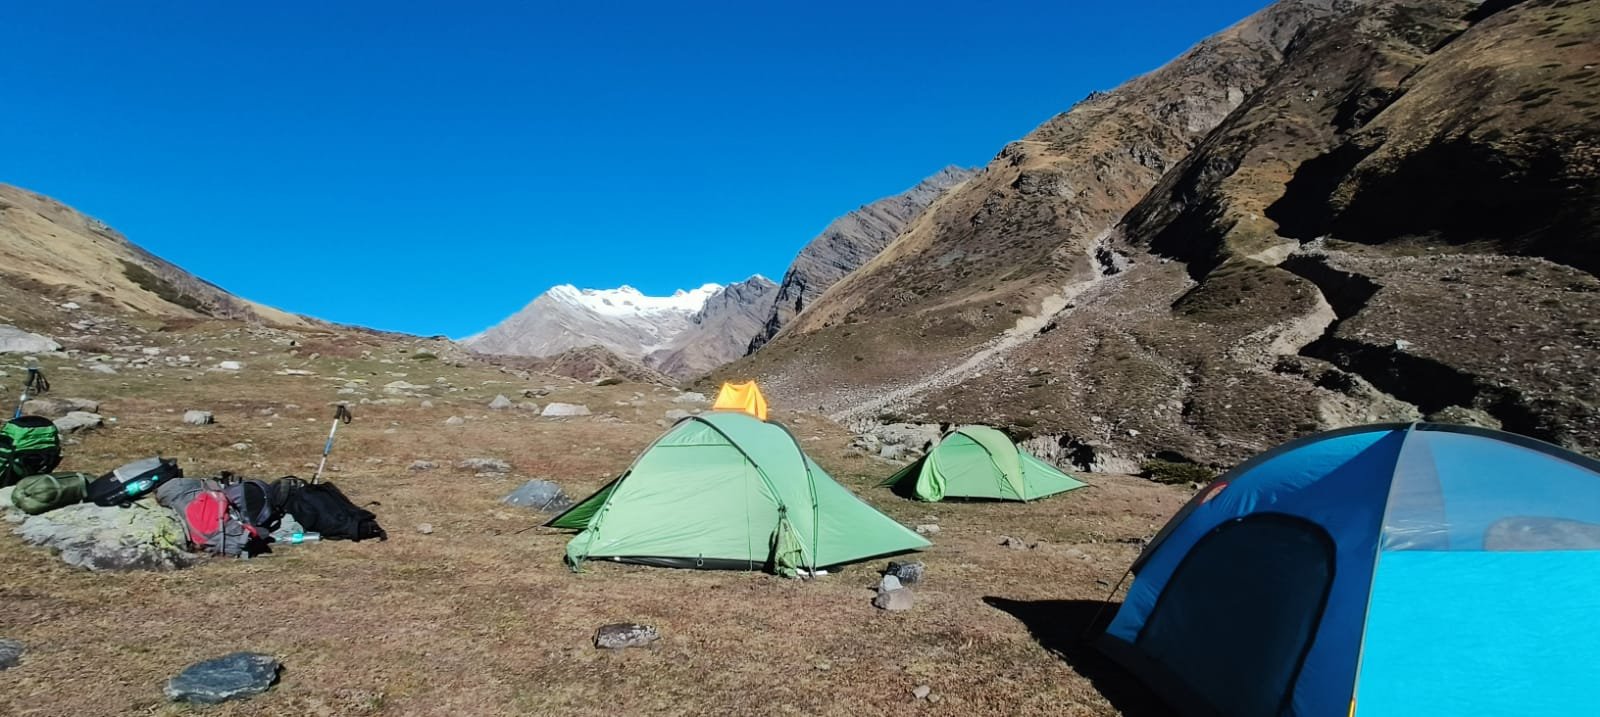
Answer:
1097, 423, 1600, 717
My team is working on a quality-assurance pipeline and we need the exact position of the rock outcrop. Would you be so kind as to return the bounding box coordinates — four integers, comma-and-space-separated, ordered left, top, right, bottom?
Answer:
748, 166, 978, 352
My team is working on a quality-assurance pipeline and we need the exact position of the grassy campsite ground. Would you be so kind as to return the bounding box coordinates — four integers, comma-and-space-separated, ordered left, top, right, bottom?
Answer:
0, 314, 1191, 716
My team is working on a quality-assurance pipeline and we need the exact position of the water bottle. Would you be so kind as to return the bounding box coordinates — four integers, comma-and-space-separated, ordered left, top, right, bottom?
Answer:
123, 478, 152, 497
285, 532, 321, 544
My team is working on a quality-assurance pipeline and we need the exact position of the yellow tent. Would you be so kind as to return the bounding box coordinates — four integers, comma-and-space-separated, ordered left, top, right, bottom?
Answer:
711, 381, 769, 421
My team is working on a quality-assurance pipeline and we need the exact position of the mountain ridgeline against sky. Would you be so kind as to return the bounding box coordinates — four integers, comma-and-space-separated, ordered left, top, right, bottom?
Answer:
748, 165, 979, 352
0, 183, 307, 327
461, 164, 974, 378
463, 277, 777, 379
721, 0, 1600, 467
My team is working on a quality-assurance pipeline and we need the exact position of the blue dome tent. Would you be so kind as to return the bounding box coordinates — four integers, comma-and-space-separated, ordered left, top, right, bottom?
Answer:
1097, 423, 1600, 717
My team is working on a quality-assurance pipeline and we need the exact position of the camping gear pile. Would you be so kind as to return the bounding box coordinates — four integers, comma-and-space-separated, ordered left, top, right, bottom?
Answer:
4, 392, 385, 558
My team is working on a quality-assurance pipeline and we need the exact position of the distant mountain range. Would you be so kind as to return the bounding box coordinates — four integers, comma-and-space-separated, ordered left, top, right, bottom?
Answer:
462, 165, 977, 379
462, 277, 778, 379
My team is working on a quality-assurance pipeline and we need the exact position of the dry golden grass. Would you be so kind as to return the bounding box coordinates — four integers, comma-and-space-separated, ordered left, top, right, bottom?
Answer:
0, 315, 1188, 716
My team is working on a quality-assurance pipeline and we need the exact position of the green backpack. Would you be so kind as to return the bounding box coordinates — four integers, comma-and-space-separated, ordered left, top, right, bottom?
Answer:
0, 416, 63, 488
9, 471, 91, 515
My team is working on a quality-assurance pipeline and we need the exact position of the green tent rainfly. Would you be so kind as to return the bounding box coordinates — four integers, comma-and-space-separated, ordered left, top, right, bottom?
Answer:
882, 425, 1085, 502
548, 412, 929, 576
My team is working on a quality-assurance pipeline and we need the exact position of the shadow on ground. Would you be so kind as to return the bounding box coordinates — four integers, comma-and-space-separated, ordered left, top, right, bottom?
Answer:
984, 597, 1174, 717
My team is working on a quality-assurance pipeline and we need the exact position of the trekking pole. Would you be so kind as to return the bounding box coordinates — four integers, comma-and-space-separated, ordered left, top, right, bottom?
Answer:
311, 404, 353, 484
13, 363, 48, 419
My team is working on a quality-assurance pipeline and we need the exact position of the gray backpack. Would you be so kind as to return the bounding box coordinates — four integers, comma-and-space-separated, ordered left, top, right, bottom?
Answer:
155, 478, 257, 557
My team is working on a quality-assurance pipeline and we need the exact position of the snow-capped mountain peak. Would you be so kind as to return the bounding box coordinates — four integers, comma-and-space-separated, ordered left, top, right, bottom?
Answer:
464, 278, 775, 378
547, 283, 724, 317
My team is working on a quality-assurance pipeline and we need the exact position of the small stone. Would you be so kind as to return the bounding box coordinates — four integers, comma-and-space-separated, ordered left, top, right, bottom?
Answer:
912, 685, 932, 700
915, 524, 941, 536
594, 623, 660, 649
673, 392, 707, 404
216, 361, 244, 371
0, 638, 23, 670
163, 652, 281, 704
873, 588, 914, 611
488, 394, 513, 410
879, 574, 903, 592
999, 535, 1027, 549
183, 410, 215, 426
458, 457, 511, 473
230, 443, 251, 451
87, 363, 118, 375
416, 523, 434, 535
518, 401, 540, 411
444, 416, 465, 427
885, 560, 925, 584
408, 460, 437, 472
420, 400, 434, 409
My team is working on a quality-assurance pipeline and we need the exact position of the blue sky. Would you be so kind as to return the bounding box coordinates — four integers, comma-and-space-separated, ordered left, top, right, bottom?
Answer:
5, 1, 1265, 336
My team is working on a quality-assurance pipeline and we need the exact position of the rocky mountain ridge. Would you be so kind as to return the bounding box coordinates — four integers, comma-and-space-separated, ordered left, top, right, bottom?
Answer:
464, 276, 776, 379
723, 0, 1600, 468
0, 184, 309, 328
748, 165, 979, 352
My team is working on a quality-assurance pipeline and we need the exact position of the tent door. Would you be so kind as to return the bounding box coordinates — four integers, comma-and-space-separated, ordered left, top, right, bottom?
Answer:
1135, 513, 1336, 717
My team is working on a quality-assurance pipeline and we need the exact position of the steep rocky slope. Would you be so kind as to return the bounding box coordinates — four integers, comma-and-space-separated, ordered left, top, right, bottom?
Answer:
0, 184, 308, 327
748, 166, 977, 352
651, 275, 777, 378
729, 0, 1600, 468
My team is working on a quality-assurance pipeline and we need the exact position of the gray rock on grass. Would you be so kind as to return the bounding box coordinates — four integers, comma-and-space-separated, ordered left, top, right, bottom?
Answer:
0, 638, 23, 670
542, 403, 591, 417
488, 394, 513, 410
22, 397, 100, 417
873, 588, 914, 612
163, 652, 281, 704
183, 410, 214, 426
459, 457, 511, 473
53, 412, 104, 434
13, 501, 196, 571
594, 623, 660, 649
0, 325, 60, 354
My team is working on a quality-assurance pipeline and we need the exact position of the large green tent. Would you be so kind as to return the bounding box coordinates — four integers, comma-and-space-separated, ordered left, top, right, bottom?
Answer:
882, 425, 1085, 502
548, 412, 928, 575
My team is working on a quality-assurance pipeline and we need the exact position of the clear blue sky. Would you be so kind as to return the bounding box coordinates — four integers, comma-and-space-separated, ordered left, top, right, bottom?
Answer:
5, 1, 1265, 336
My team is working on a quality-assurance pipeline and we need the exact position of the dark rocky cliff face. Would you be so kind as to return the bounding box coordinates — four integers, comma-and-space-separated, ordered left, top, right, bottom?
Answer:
746, 166, 977, 353
729, 0, 1600, 468
652, 275, 778, 379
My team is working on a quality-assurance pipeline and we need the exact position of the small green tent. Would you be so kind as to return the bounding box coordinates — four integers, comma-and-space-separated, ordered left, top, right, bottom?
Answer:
548, 412, 929, 575
882, 425, 1085, 502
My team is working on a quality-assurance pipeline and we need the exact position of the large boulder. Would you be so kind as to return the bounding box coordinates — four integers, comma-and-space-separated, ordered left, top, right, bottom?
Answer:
21, 397, 100, 418
0, 325, 60, 354
502, 479, 574, 512
6, 496, 195, 571
164, 652, 281, 704
53, 411, 104, 434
